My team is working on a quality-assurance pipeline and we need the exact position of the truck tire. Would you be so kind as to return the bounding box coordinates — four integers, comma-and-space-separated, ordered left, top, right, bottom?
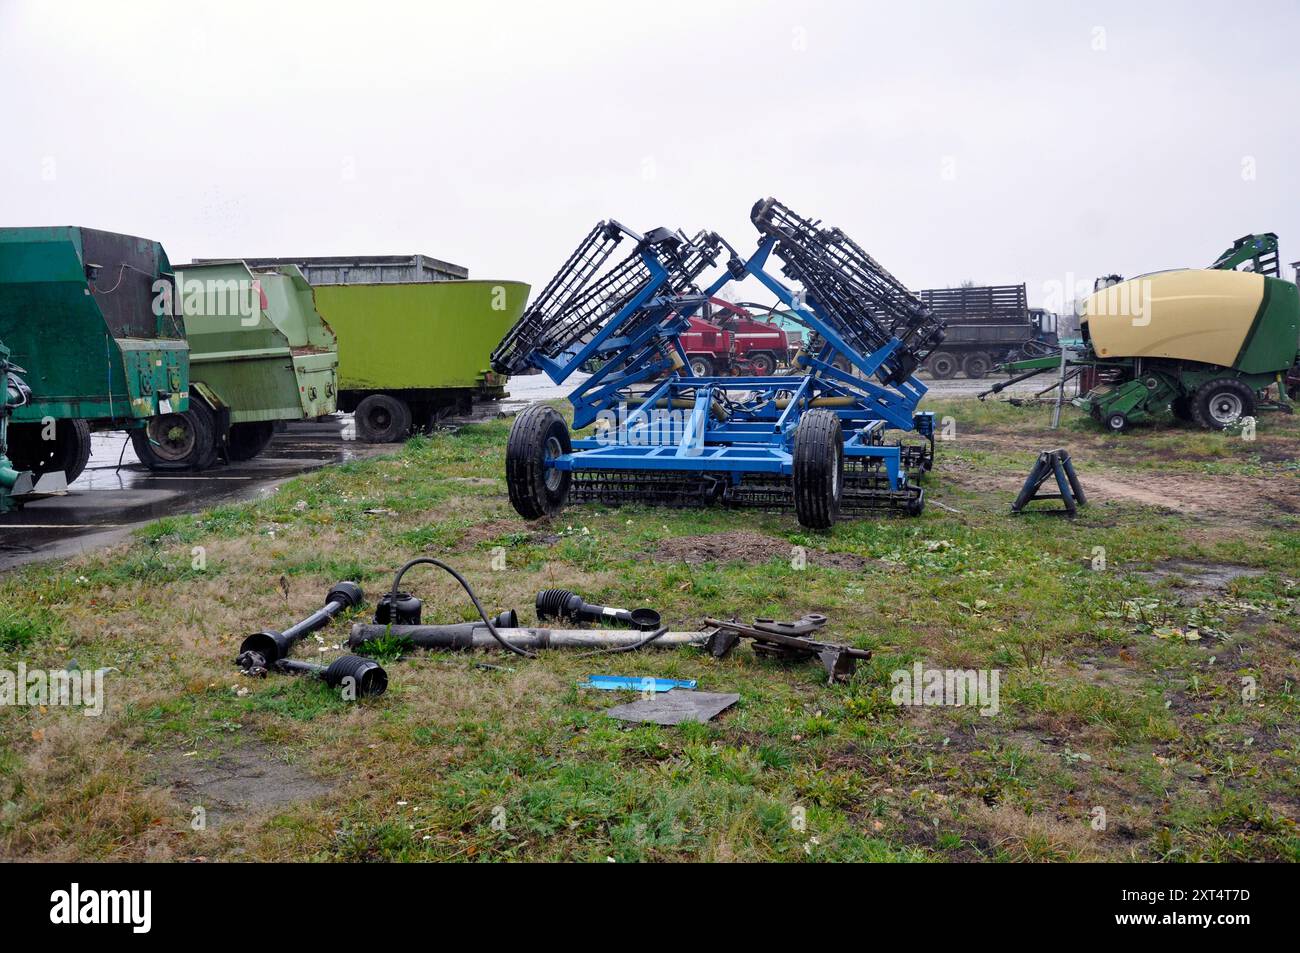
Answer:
962, 352, 992, 380
226, 421, 276, 461
506, 405, 571, 519
1190, 379, 1255, 430
793, 409, 843, 530
748, 351, 777, 375
927, 351, 958, 379
6, 418, 92, 484
130, 398, 220, 471
688, 356, 714, 377
355, 394, 412, 443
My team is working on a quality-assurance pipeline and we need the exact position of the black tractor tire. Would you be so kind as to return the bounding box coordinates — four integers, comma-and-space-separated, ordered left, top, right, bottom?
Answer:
6, 418, 93, 484
688, 355, 714, 377
748, 351, 777, 375
1190, 379, 1256, 430
506, 404, 572, 520
962, 352, 992, 380
927, 351, 958, 379
354, 394, 412, 443
226, 421, 276, 461
130, 398, 220, 471
792, 409, 844, 530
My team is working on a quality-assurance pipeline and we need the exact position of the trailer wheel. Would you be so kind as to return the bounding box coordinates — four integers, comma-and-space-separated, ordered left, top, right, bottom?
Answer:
226, 421, 276, 461
927, 351, 958, 379
130, 399, 220, 470
962, 352, 992, 380
748, 351, 777, 375
506, 404, 571, 520
688, 356, 714, 377
1190, 379, 1255, 430
793, 409, 843, 530
5, 418, 92, 484
355, 394, 412, 443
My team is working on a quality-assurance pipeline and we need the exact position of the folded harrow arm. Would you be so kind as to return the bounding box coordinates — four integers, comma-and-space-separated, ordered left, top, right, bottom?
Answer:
494, 198, 939, 528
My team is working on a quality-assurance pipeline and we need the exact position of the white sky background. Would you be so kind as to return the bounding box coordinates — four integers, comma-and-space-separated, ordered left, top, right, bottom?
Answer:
2, 0, 1297, 309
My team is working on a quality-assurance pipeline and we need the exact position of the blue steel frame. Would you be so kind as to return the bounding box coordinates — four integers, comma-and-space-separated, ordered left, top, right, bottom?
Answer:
529, 235, 932, 491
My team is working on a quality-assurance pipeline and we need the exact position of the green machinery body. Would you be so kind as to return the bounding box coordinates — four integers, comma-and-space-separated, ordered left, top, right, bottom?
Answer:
176, 261, 338, 424
0, 338, 33, 513
0, 227, 189, 425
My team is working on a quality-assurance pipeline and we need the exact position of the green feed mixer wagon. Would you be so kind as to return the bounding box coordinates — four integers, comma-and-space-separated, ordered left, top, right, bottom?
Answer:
0, 226, 189, 484
130, 261, 339, 469
988, 234, 1300, 431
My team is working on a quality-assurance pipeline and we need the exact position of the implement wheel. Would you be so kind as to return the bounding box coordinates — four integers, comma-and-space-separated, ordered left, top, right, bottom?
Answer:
6, 418, 92, 484
1191, 379, 1255, 430
227, 421, 276, 461
793, 409, 843, 530
130, 399, 220, 471
355, 394, 412, 443
506, 404, 572, 519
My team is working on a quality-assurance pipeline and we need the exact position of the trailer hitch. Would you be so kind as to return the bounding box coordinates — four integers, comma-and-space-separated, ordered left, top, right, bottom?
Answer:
703, 615, 871, 684
236, 580, 363, 667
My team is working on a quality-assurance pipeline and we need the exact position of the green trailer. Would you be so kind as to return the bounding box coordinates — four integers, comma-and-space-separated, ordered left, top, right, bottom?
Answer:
310, 280, 529, 441
130, 261, 340, 469
0, 227, 189, 484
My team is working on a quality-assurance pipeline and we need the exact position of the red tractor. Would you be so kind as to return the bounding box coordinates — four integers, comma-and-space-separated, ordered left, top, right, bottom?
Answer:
679, 298, 790, 376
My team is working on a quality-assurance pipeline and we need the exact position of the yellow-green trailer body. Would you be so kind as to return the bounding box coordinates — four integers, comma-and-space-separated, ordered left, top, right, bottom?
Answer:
313, 280, 528, 418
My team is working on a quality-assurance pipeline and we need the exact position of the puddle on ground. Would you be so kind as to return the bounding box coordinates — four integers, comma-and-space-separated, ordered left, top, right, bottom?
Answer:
151, 742, 332, 829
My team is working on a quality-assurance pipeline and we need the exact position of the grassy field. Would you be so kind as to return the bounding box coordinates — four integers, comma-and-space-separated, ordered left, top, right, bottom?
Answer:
1, 397, 1298, 862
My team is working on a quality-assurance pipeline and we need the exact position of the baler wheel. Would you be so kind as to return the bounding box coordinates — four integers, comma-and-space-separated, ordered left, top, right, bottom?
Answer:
130, 399, 220, 470
793, 409, 844, 530
1105, 412, 1128, 433
506, 404, 572, 520
227, 421, 276, 461
1190, 379, 1255, 430
355, 394, 412, 443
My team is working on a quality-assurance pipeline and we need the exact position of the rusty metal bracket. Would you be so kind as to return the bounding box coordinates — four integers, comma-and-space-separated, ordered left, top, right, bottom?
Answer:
703, 614, 869, 684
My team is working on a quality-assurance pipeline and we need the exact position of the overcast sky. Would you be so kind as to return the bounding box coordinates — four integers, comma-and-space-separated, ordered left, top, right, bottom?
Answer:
2, 0, 1296, 309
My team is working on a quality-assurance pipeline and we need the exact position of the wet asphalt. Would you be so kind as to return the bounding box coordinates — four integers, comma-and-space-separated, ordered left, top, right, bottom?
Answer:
0, 371, 1042, 571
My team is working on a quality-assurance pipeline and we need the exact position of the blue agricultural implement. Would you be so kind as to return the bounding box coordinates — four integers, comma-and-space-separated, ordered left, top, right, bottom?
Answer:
490, 198, 947, 529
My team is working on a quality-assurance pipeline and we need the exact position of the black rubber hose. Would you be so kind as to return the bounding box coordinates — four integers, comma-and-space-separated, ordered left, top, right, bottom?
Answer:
387, 557, 535, 659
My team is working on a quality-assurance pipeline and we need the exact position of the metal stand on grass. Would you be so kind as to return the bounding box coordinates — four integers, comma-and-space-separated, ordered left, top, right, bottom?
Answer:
1011, 448, 1087, 515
